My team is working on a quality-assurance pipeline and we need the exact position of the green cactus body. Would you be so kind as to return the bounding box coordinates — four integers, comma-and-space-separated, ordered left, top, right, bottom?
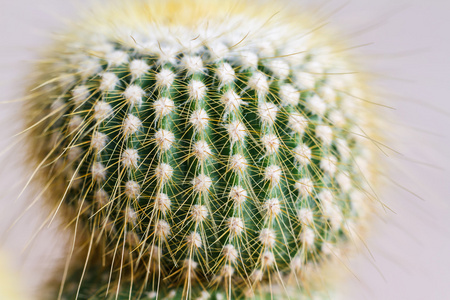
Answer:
25, 0, 377, 299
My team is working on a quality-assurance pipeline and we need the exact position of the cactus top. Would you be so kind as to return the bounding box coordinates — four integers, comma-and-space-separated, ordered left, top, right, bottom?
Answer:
24, 0, 378, 299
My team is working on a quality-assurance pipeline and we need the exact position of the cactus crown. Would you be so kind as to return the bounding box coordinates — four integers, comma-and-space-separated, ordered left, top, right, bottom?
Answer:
24, 0, 377, 299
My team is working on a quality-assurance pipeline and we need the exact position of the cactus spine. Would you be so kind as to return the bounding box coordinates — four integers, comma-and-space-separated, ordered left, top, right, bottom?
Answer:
24, 0, 378, 299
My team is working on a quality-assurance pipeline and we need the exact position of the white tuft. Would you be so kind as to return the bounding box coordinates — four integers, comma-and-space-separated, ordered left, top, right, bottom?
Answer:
251, 269, 263, 282
258, 41, 275, 57
196, 291, 211, 300
229, 186, 247, 206
129, 59, 150, 80
94, 189, 109, 206
188, 80, 207, 100
153, 97, 174, 118
220, 90, 243, 112
258, 102, 278, 125
267, 59, 290, 79
123, 85, 145, 107
239, 51, 258, 69
264, 165, 282, 185
329, 209, 343, 231
248, 72, 269, 95
320, 155, 338, 175
288, 113, 308, 135
155, 220, 171, 238
78, 58, 102, 79
290, 256, 302, 273
126, 231, 139, 245
261, 134, 280, 155
209, 42, 229, 60
91, 42, 114, 55
51, 98, 64, 113
94, 101, 113, 120
329, 73, 349, 90
183, 259, 198, 273
189, 109, 209, 131
320, 86, 336, 103
190, 205, 208, 223
154, 129, 175, 151
67, 147, 82, 163
186, 232, 202, 248
279, 84, 300, 106
149, 245, 162, 259
300, 228, 315, 248
102, 216, 115, 233
123, 114, 142, 137
315, 125, 333, 145
329, 110, 346, 128
72, 85, 90, 103
192, 174, 212, 193
155, 163, 173, 183
100, 72, 119, 91
261, 251, 275, 268
91, 131, 108, 151
155, 69, 175, 88
226, 121, 247, 143
295, 72, 316, 90
91, 162, 106, 182
157, 45, 178, 65
350, 191, 368, 216
259, 228, 276, 248
50, 132, 61, 148
264, 198, 281, 218
229, 154, 247, 173
68, 115, 83, 133
227, 217, 244, 237
183, 55, 204, 74
106, 50, 128, 66
336, 172, 352, 193
336, 138, 350, 161
222, 244, 238, 263
192, 140, 212, 161
318, 189, 333, 203
154, 193, 171, 215
297, 208, 314, 225
216, 63, 235, 85
126, 208, 137, 224
125, 181, 140, 198
167, 290, 177, 300
318, 189, 335, 217
294, 177, 314, 197
215, 294, 224, 300
221, 265, 234, 277
307, 95, 326, 116
293, 144, 312, 165
57, 74, 75, 89
121, 148, 139, 169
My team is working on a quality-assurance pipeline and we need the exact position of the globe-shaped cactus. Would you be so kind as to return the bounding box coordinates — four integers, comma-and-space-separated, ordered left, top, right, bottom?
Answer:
24, 0, 378, 299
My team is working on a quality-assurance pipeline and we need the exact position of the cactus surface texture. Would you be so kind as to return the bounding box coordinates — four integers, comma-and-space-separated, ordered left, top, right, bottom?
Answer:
24, 0, 378, 299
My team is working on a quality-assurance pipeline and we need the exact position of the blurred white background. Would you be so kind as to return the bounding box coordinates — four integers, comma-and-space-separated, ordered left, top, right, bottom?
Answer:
0, 0, 449, 299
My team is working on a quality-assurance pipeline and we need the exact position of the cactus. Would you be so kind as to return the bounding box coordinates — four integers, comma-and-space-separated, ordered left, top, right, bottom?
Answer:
24, 0, 378, 299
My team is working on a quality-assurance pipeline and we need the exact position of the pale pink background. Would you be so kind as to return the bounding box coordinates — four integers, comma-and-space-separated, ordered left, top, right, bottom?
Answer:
0, 1, 449, 299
